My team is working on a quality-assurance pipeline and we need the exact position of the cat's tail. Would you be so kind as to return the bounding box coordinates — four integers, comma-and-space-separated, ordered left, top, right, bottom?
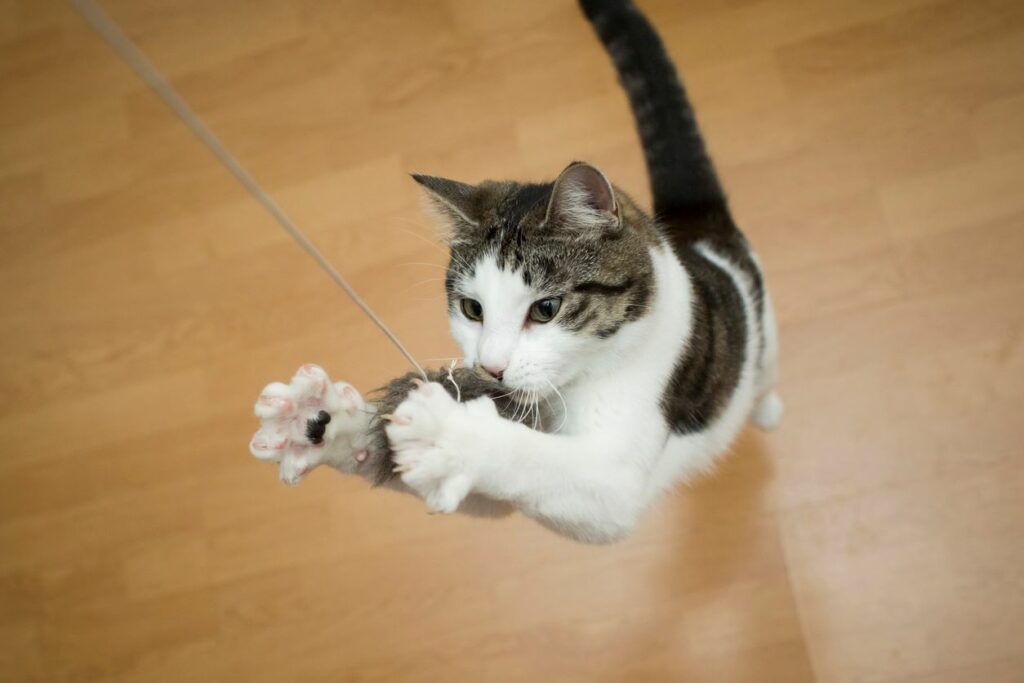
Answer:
578, 0, 726, 219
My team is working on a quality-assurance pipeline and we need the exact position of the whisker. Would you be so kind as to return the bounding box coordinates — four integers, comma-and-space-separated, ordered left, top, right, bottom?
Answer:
391, 221, 477, 276
513, 392, 530, 424
540, 391, 556, 432
544, 377, 569, 434
446, 249, 475, 274
491, 389, 518, 402
398, 261, 449, 271
400, 277, 446, 291
512, 395, 526, 424
389, 223, 448, 254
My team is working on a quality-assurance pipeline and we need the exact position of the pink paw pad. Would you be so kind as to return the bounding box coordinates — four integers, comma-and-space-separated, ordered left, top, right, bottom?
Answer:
250, 427, 289, 460
257, 395, 293, 411
254, 381, 296, 419
250, 364, 368, 486
296, 364, 329, 397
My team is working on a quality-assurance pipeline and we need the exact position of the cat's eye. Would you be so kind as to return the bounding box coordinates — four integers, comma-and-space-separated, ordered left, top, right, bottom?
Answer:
529, 297, 562, 323
460, 298, 484, 322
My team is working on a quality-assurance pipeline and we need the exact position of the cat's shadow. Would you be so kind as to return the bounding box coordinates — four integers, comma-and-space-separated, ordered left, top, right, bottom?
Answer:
609, 430, 792, 681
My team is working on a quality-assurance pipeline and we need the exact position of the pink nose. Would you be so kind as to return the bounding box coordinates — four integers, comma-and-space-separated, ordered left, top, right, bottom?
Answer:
482, 364, 505, 381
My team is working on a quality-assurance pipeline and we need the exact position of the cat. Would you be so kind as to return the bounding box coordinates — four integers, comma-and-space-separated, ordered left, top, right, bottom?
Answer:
250, 0, 781, 543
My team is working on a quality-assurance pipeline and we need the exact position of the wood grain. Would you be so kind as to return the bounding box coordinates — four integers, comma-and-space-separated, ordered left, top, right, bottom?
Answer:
1, 0, 1022, 681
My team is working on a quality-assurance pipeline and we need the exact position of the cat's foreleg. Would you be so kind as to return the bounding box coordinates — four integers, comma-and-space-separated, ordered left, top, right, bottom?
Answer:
387, 381, 652, 543
249, 365, 516, 518
250, 364, 379, 485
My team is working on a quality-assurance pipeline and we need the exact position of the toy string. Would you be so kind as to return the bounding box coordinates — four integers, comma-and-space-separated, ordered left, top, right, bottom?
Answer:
71, 0, 428, 380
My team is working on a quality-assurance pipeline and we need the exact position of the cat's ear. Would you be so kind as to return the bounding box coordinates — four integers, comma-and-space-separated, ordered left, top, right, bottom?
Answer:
544, 161, 620, 231
411, 174, 482, 232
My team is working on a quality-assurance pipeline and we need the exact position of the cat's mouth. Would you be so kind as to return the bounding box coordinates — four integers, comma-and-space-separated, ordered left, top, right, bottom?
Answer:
467, 362, 564, 404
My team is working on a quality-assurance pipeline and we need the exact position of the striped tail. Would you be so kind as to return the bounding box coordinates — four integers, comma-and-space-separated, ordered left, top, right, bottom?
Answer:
578, 0, 727, 219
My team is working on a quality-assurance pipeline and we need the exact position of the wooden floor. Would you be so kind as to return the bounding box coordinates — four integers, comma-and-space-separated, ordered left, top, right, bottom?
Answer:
2, 0, 1023, 680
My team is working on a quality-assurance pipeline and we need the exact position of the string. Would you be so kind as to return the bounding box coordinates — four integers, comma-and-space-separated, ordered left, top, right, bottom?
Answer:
71, 0, 428, 380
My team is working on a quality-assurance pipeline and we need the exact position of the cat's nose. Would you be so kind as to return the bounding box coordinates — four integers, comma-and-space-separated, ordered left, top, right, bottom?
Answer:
482, 364, 505, 381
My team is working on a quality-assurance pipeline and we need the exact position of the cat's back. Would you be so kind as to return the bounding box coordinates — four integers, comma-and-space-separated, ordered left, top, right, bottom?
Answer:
656, 206, 765, 446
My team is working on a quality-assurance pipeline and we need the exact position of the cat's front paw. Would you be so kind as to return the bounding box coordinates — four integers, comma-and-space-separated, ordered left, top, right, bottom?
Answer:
250, 364, 371, 485
385, 380, 492, 513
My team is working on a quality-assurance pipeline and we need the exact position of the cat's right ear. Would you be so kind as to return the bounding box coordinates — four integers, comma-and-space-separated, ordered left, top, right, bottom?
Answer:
411, 174, 482, 237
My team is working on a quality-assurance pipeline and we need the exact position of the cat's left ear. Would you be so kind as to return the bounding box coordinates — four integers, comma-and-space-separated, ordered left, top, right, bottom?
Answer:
544, 161, 620, 231
411, 174, 483, 234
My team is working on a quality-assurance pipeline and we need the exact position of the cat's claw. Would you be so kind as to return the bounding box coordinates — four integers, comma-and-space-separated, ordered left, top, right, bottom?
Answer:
250, 364, 371, 485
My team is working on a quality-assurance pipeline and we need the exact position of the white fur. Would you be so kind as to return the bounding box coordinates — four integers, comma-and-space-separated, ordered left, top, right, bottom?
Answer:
388, 240, 780, 543
250, 364, 374, 485
252, 239, 781, 543
449, 256, 609, 393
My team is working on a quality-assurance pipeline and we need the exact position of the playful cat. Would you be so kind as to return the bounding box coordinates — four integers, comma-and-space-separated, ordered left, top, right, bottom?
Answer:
250, 0, 781, 543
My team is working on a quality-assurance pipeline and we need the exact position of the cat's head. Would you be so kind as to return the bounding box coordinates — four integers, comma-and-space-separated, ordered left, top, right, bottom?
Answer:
415, 162, 657, 399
